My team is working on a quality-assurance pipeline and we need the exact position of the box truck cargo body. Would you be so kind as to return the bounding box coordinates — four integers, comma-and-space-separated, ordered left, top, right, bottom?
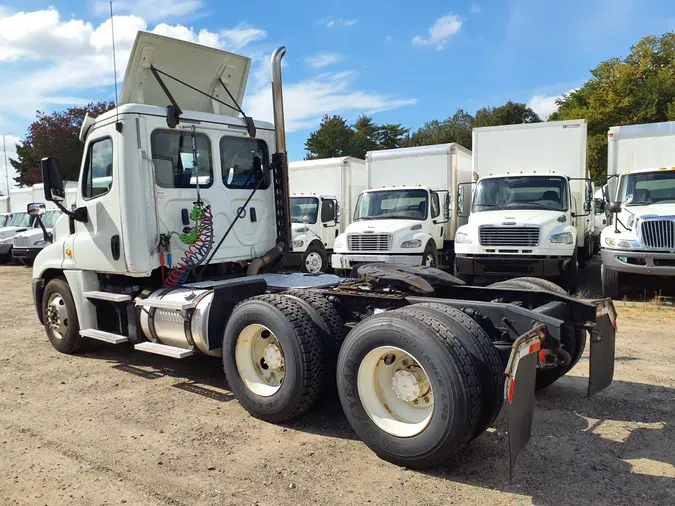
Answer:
455, 120, 593, 292
287, 157, 366, 272
332, 143, 472, 272
601, 121, 675, 297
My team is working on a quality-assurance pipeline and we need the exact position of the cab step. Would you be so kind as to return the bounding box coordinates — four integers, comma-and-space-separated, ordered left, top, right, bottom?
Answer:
135, 298, 197, 311
80, 329, 129, 344
134, 342, 194, 359
83, 291, 132, 303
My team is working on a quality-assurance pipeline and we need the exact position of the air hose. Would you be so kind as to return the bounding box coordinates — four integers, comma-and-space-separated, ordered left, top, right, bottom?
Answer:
165, 202, 214, 288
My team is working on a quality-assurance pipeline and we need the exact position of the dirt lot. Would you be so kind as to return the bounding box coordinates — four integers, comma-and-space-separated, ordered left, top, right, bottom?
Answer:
0, 265, 673, 506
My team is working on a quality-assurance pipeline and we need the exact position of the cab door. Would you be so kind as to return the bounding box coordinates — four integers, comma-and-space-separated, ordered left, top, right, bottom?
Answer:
430, 190, 448, 247
69, 124, 127, 273
319, 197, 339, 249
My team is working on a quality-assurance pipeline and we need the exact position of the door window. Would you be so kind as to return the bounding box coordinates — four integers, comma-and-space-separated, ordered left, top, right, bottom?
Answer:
431, 192, 440, 218
151, 130, 213, 189
220, 137, 270, 190
82, 137, 113, 199
321, 199, 336, 223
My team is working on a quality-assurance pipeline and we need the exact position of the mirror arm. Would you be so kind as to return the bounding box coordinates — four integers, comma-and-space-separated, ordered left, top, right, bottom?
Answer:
35, 216, 50, 243
54, 200, 88, 223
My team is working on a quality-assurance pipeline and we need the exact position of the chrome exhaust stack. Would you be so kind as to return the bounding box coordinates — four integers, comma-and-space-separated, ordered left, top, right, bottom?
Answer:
271, 47, 287, 154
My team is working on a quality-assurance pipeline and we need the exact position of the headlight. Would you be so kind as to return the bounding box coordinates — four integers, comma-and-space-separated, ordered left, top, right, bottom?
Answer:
334, 238, 343, 249
549, 232, 574, 244
292, 240, 304, 248
455, 232, 472, 244
604, 237, 638, 249
401, 239, 422, 248
0, 237, 12, 244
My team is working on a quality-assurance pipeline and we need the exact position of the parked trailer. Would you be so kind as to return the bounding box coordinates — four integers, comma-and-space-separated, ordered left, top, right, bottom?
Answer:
455, 121, 594, 293
602, 121, 675, 298
332, 144, 473, 274
287, 157, 366, 273
31, 32, 616, 472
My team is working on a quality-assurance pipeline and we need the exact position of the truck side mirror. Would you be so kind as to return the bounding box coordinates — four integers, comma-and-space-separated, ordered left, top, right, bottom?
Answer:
334, 201, 340, 224
607, 202, 621, 213
27, 203, 45, 216
41, 157, 65, 202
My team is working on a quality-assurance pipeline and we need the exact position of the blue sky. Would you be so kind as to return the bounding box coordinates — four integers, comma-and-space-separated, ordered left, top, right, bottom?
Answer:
1, 0, 675, 193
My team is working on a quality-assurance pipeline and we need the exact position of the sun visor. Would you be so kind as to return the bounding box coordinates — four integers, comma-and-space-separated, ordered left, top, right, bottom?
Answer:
119, 31, 251, 116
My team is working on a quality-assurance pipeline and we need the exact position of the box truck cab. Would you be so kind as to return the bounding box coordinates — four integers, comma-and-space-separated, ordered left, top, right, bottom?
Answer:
601, 121, 675, 297
454, 120, 593, 293
331, 144, 472, 273
287, 157, 365, 273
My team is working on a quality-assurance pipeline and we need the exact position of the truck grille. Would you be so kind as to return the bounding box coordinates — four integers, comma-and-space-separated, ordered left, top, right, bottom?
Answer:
479, 226, 540, 247
13, 236, 30, 248
640, 219, 675, 249
347, 233, 392, 252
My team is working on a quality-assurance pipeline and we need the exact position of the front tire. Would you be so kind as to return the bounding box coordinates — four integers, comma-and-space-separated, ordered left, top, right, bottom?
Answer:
301, 243, 328, 273
601, 265, 621, 299
422, 242, 439, 267
222, 294, 324, 422
562, 248, 578, 294
42, 278, 84, 354
336, 311, 481, 469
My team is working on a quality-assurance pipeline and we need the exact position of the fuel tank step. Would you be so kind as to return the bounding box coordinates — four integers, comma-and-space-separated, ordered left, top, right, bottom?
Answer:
134, 342, 194, 359
83, 291, 132, 302
80, 329, 129, 344
135, 298, 197, 311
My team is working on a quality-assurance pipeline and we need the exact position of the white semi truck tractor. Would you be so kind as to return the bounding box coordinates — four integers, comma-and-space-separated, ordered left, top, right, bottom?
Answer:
31, 32, 616, 472
332, 144, 472, 274
601, 121, 675, 298
454, 120, 594, 293
287, 157, 366, 273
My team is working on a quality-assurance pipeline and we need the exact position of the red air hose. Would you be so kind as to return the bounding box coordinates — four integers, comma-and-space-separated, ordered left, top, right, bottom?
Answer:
165, 205, 214, 288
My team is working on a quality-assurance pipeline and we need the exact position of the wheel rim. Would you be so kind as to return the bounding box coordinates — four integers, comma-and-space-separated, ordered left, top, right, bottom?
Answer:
45, 293, 69, 340
357, 346, 434, 437
304, 252, 323, 273
423, 253, 435, 267
235, 324, 285, 397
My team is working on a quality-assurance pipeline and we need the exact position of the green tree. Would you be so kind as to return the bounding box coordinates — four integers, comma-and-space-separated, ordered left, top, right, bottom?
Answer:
404, 109, 474, 148
551, 32, 675, 184
11, 101, 114, 186
375, 123, 410, 149
474, 101, 541, 127
352, 115, 379, 158
304, 115, 355, 159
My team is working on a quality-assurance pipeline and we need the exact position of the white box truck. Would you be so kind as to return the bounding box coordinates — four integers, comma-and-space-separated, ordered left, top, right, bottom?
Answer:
287, 157, 366, 272
0, 187, 38, 261
454, 120, 594, 292
601, 121, 675, 297
331, 143, 472, 273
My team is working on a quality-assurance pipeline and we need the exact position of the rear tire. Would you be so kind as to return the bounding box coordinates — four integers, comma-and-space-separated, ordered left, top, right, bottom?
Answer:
601, 265, 621, 299
222, 294, 324, 422
398, 303, 504, 438
42, 278, 84, 354
337, 310, 481, 469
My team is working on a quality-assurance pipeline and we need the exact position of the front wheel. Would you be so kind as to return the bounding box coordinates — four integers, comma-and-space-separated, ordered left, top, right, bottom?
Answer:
601, 265, 621, 299
422, 242, 439, 267
42, 278, 84, 354
562, 248, 578, 294
300, 243, 328, 273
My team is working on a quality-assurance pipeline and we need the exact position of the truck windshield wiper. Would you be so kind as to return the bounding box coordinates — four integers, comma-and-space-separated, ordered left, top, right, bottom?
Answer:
354, 216, 374, 220
477, 203, 505, 210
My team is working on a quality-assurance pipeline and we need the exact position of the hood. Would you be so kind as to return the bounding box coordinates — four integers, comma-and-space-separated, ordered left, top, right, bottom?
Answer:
0, 227, 29, 240
13, 228, 45, 240
120, 31, 250, 116
346, 219, 422, 235
468, 209, 566, 227
623, 203, 675, 219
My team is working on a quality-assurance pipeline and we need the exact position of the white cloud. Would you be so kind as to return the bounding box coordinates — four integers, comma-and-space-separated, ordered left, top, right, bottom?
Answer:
412, 13, 462, 50
384, 35, 392, 43
527, 89, 577, 119
322, 17, 357, 29
0, 134, 20, 193
306, 52, 341, 69
92, 0, 203, 22
470, 3, 481, 14
245, 71, 417, 132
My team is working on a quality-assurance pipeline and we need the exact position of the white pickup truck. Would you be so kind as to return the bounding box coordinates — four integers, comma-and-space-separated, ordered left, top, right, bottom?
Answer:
331, 143, 472, 274
601, 121, 675, 297
287, 157, 365, 273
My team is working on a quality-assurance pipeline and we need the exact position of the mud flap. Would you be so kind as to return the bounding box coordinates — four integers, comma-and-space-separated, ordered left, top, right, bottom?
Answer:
588, 298, 617, 397
504, 324, 546, 479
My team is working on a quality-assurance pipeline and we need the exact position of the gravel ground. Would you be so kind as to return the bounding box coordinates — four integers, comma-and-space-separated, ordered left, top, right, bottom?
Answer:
0, 264, 673, 506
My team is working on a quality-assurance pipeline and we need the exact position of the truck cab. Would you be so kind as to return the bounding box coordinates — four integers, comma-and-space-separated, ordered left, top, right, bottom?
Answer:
12, 209, 64, 265
0, 211, 36, 262
289, 193, 339, 272
332, 186, 450, 272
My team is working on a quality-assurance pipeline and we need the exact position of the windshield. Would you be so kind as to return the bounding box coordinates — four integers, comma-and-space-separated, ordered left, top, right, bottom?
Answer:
7, 212, 33, 227
41, 211, 62, 228
354, 189, 429, 221
618, 171, 675, 206
290, 197, 319, 224
473, 176, 568, 212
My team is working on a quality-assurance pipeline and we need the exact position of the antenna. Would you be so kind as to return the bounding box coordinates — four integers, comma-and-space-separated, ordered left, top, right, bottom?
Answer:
109, 1, 121, 131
